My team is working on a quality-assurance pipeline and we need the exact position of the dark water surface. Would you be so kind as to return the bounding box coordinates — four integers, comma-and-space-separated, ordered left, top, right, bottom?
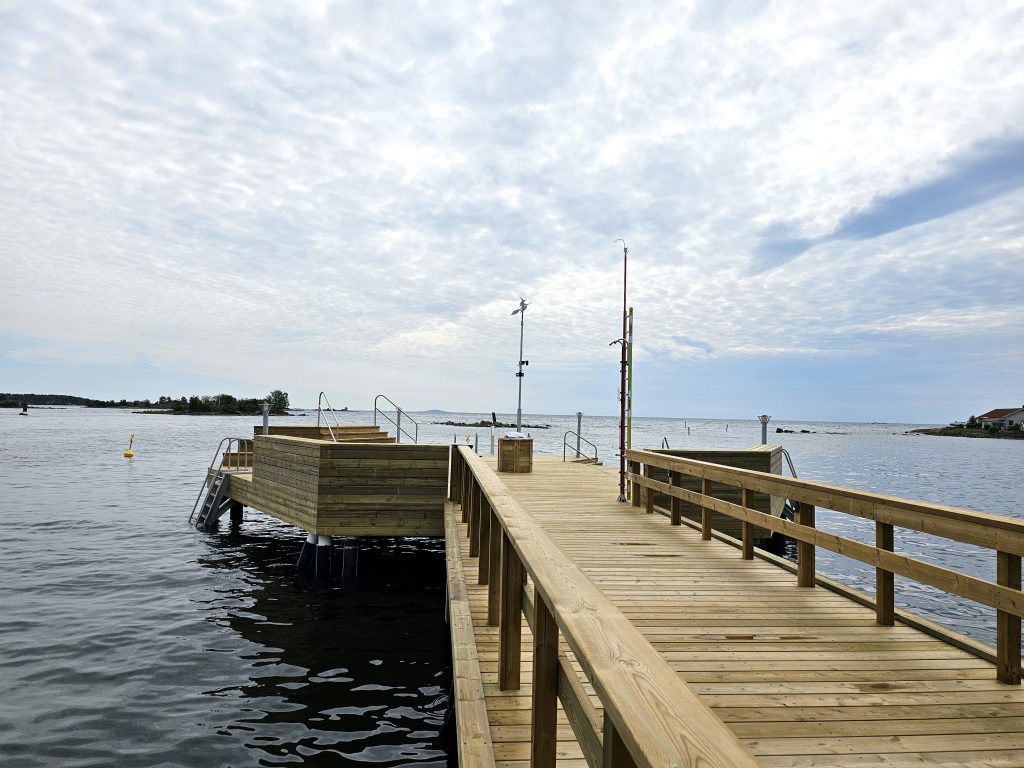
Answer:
0, 409, 449, 767
1, 407, 1021, 765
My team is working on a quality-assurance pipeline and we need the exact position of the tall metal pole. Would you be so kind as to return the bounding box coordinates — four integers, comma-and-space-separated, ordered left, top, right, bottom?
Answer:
616, 239, 628, 502
516, 308, 524, 431
576, 411, 582, 457
512, 298, 528, 432
627, 305, 634, 460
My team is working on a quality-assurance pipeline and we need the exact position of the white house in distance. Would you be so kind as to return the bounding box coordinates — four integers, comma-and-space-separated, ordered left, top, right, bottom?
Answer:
978, 407, 1024, 428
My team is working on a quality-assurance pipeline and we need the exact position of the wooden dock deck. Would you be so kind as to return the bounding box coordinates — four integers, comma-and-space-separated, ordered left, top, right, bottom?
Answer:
446, 450, 1024, 767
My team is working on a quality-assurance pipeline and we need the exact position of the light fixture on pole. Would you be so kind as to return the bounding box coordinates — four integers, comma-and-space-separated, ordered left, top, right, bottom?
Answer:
759, 414, 771, 444
511, 297, 530, 432
615, 238, 628, 502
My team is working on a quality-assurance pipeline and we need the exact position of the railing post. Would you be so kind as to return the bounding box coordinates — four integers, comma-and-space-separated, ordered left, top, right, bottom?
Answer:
797, 502, 816, 588
499, 531, 524, 690
644, 464, 654, 514
603, 713, 638, 767
997, 551, 1022, 685
629, 461, 641, 507
670, 470, 681, 526
449, 446, 459, 502
700, 478, 712, 540
461, 461, 471, 523
468, 484, 481, 558
531, 596, 559, 768
396, 409, 402, 443
741, 488, 754, 560
876, 521, 895, 625
487, 508, 502, 626
478, 495, 492, 585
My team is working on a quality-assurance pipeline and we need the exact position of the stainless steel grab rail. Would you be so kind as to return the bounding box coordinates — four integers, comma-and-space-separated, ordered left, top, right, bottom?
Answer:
316, 391, 343, 442
562, 430, 599, 463
373, 394, 418, 443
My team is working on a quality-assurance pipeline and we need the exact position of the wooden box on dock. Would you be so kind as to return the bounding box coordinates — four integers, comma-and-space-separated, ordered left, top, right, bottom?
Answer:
497, 438, 533, 473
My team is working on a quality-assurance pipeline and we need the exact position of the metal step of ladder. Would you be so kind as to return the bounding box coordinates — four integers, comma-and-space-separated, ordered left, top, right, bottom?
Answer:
191, 471, 229, 530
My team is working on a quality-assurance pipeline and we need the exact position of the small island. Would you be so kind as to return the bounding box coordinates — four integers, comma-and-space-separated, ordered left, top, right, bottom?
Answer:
2, 390, 291, 416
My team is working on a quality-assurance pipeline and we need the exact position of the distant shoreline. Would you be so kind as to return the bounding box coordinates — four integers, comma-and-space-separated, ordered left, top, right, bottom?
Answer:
910, 427, 1024, 440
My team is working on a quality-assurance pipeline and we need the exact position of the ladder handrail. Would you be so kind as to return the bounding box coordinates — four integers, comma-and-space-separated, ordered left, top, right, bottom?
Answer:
562, 430, 598, 463
188, 436, 252, 524
373, 394, 418, 443
316, 391, 342, 442
780, 447, 798, 478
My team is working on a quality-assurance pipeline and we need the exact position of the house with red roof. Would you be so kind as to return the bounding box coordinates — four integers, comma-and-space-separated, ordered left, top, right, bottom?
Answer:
978, 407, 1024, 429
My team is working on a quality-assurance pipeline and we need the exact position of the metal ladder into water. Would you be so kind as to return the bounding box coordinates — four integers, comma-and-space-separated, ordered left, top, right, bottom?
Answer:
191, 471, 229, 530
189, 437, 252, 530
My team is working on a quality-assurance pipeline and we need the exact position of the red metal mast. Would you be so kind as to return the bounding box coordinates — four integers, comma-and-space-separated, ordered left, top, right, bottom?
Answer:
616, 239, 628, 502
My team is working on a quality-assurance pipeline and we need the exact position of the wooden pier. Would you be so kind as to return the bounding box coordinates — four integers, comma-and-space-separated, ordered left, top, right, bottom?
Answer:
196, 427, 1024, 766
446, 448, 1024, 767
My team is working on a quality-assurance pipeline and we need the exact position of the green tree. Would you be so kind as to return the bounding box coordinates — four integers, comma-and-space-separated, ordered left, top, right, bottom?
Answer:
967, 415, 978, 427
267, 389, 290, 414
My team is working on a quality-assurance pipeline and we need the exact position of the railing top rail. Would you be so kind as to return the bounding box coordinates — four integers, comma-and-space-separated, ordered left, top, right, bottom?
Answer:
455, 446, 759, 768
626, 447, 1024, 546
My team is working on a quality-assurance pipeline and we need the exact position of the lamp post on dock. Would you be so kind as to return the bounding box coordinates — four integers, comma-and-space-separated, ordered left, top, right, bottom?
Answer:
759, 414, 770, 445
511, 298, 530, 432
615, 239, 628, 502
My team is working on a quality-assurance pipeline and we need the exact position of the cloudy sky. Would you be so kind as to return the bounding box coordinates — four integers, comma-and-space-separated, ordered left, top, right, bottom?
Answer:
1, 1, 1022, 422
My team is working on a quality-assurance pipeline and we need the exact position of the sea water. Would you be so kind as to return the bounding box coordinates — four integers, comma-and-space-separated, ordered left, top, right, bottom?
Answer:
0, 407, 1020, 766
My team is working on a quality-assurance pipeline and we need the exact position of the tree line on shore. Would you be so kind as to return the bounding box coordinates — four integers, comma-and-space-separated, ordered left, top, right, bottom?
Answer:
1, 390, 290, 415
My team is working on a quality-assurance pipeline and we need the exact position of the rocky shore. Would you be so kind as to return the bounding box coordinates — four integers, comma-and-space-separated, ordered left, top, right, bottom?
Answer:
910, 427, 1024, 439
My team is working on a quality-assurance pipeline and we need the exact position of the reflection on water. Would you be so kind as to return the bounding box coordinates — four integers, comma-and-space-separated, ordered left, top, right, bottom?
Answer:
197, 528, 450, 768
0, 407, 1021, 765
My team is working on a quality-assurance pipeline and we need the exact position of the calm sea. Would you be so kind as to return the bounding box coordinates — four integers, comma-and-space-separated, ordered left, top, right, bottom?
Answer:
1, 407, 1021, 766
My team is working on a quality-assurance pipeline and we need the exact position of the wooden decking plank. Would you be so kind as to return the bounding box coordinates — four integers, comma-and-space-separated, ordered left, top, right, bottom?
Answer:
468, 456, 1024, 767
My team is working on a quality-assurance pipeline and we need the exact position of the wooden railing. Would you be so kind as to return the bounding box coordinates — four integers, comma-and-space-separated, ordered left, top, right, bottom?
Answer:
625, 447, 1024, 685
449, 446, 760, 768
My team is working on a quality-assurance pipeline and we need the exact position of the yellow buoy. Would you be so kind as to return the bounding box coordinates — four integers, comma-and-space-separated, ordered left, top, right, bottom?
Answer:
124, 433, 135, 458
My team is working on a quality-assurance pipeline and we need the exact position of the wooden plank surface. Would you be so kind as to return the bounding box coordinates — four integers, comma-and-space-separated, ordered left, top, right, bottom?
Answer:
474, 456, 1024, 767
451, 504, 588, 767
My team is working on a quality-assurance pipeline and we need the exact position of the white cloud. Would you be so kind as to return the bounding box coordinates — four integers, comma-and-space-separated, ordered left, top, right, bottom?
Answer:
0, 0, 1022, 419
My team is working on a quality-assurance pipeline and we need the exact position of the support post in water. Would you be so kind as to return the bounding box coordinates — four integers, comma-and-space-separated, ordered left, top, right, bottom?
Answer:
340, 538, 360, 587
297, 532, 316, 580
314, 535, 333, 588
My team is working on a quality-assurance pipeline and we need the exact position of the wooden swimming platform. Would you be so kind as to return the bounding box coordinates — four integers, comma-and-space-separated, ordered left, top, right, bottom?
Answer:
445, 448, 1024, 767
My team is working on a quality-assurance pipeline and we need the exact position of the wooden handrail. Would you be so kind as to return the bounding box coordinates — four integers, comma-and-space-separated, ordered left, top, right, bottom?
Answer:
451, 446, 759, 768
444, 503, 496, 767
626, 447, 1024, 685
626, 448, 1024, 549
